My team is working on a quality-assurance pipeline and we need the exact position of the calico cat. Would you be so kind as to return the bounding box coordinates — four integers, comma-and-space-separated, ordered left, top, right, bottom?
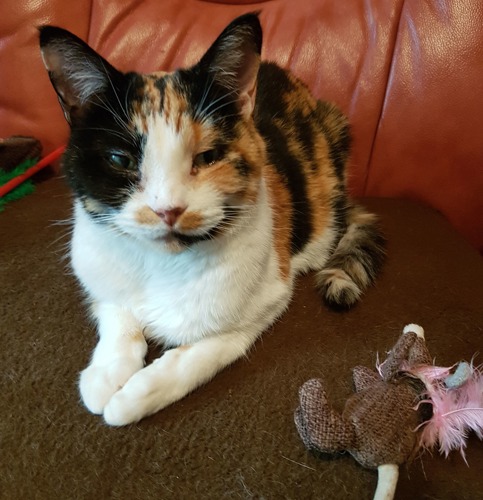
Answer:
39, 13, 385, 426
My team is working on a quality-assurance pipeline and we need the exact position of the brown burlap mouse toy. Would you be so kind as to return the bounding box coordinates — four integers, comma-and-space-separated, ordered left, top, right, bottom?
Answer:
295, 324, 483, 500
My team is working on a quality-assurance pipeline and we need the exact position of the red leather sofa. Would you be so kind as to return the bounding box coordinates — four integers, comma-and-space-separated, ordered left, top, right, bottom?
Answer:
2, 0, 482, 250
1, 1, 482, 499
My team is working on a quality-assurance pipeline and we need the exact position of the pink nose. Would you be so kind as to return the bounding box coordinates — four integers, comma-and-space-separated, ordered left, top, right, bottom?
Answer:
155, 206, 186, 227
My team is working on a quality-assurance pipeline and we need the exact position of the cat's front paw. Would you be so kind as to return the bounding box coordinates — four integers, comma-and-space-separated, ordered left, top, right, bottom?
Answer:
79, 357, 144, 414
103, 389, 146, 426
102, 360, 177, 426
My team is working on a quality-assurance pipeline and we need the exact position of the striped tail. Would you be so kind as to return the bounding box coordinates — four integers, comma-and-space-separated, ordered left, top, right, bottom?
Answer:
316, 205, 386, 309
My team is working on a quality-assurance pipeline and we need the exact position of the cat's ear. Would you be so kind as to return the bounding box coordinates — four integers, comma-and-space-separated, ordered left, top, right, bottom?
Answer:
39, 26, 119, 124
198, 13, 262, 117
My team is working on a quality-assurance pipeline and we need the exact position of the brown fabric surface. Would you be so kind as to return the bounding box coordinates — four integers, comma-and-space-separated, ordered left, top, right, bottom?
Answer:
1, 177, 482, 499
2, 0, 483, 250
344, 381, 421, 468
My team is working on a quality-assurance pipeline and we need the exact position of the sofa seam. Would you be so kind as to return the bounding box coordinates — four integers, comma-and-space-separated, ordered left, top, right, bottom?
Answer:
86, 0, 94, 45
362, 0, 406, 196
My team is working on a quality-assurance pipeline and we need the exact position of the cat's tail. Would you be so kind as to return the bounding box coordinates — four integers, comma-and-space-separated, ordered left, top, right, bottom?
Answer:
316, 205, 386, 309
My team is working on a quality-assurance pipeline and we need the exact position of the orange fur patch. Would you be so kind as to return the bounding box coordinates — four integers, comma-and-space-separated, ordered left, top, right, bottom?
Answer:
264, 166, 292, 280
135, 206, 160, 225
178, 211, 204, 231
301, 135, 336, 237
132, 75, 163, 134
203, 162, 244, 195
161, 79, 190, 134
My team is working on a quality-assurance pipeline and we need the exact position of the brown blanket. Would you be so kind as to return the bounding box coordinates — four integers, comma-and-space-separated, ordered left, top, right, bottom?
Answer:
1, 177, 482, 499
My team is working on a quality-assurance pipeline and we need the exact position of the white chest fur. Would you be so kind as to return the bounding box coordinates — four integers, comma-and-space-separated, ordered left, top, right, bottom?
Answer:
71, 191, 290, 347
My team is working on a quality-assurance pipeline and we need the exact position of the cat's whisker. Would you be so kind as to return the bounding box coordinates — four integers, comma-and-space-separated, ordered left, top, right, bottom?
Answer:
50, 217, 75, 227
195, 76, 216, 120
100, 59, 130, 123
199, 90, 240, 123
124, 78, 134, 120
49, 229, 74, 250
201, 99, 239, 123
200, 87, 239, 116
93, 96, 138, 144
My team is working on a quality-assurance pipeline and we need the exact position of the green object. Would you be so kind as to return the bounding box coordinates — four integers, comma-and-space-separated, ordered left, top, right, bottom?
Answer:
0, 158, 38, 212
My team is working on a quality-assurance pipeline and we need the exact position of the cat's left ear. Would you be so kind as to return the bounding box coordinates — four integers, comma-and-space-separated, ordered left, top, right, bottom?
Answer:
197, 13, 262, 117
39, 26, 121, 124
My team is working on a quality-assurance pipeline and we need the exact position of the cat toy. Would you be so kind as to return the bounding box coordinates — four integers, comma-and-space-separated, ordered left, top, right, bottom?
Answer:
0, 142, 65, 209
294, 325, 483, 500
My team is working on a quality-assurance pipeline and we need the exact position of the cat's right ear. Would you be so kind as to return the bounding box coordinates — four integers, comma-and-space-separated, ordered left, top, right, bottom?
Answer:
39, 26, 119, 124
196, 13, 262, 118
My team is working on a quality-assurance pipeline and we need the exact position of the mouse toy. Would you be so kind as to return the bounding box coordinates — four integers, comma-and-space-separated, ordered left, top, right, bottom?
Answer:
295, 325, 483, 500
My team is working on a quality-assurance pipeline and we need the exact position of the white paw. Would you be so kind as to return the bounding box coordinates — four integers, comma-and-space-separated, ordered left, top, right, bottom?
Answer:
79, 357, 144, 415
103, 362, 176, 426
103, 389, 148, 426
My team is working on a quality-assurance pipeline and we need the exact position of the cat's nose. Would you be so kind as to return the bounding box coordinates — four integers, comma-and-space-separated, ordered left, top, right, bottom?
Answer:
155, 206, 186, 227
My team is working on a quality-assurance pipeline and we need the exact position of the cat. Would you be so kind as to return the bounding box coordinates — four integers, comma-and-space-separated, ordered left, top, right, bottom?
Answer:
39, 13, 385, 426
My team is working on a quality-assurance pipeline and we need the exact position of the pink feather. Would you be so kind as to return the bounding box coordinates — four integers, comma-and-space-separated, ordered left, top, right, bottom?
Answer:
409, 362, 483, 462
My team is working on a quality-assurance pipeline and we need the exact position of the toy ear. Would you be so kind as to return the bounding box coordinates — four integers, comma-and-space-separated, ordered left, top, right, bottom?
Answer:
352, 366, 380, 392
295, 378, 355, 453
195, 13, 262, 117
39, 26, 121, 124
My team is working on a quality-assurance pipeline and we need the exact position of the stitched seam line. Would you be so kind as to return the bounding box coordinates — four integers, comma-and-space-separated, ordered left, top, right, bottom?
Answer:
86, 0, 94, 45
363, 0, 406, 195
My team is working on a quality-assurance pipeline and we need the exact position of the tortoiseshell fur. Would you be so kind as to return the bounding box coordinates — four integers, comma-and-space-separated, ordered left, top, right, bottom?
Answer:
40, 14, 385, 425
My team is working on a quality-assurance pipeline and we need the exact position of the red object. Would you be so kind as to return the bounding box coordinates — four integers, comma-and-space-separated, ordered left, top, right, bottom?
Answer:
0, 145, 65, 198
0, 1, 482, 250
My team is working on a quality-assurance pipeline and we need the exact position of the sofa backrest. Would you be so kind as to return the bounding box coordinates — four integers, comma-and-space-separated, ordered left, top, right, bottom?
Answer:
1, 0, 481, 250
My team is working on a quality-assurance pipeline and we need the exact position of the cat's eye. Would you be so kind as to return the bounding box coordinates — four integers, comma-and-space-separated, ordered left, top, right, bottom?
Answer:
107, 152, 136, 170
194, 148, 223, 167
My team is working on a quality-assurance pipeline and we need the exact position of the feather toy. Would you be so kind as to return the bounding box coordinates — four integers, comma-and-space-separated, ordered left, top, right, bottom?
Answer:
408, 361, 483, 462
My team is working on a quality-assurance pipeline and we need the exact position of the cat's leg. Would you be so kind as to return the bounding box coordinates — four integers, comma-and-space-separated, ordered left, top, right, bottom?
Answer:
103, 326, 260, 426
79, 303, 148, 414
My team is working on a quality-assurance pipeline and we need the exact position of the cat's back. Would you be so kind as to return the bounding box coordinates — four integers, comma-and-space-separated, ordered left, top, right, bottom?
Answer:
255, 62, 351, 261
255, 62, 350, 175
255, 62, 318, 135
255, 61, 350, 192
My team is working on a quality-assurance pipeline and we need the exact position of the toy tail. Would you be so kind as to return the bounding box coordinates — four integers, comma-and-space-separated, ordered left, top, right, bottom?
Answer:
374, 464, 399, 500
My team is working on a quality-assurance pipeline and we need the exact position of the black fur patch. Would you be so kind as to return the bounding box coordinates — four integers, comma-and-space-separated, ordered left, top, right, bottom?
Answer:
315, 101, 351, 182
255, 63, 314, 255
178, 69, 240, 139
331, 192, 349, 238
63, 73, 144, 213
257, 119, 313, 255
255, 63, 295, 121
293, 109, 317, 172
233, 158, 251, 177
154, 77, 167, 111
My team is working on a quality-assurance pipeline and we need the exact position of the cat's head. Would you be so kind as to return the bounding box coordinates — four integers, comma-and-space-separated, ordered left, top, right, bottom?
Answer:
40, 14, 264, 252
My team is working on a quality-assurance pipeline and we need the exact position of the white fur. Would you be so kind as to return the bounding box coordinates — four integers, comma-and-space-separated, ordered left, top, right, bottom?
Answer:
74, 113, 335, 426
73, 113, 292, 425
140, 115, 193, 212
74, 183, 293, 425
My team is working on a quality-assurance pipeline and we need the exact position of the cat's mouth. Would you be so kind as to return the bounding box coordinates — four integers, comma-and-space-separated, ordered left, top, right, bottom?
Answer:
152, 229, 216, 253
158, 227, 220, 248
